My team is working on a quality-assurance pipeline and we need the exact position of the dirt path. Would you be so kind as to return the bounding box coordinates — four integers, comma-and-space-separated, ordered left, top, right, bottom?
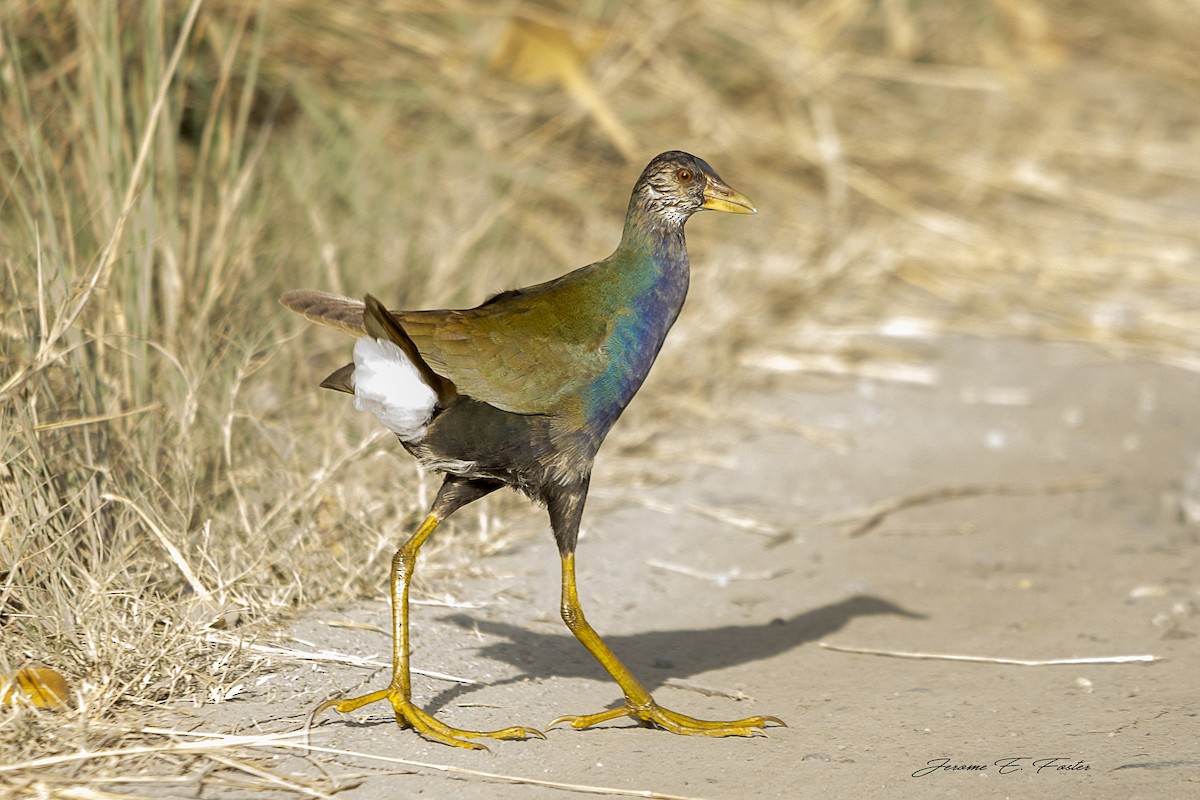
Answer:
185, 335, 1199, 799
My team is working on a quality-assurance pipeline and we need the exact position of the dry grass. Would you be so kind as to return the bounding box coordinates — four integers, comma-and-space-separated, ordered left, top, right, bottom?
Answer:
1, 0, 1198, 793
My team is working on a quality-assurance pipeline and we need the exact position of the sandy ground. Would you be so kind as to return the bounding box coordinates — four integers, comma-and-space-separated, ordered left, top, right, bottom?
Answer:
174, 335, 1199, 799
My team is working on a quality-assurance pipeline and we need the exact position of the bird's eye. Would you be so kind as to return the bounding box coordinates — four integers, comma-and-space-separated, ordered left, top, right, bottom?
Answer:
676, 168, 692, 182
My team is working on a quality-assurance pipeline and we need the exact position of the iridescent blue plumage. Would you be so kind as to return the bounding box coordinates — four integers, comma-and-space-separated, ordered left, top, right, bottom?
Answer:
582, 224, 689, 436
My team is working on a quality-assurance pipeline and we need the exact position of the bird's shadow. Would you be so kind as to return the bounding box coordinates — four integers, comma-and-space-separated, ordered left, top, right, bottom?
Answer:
417, 594, 924, 715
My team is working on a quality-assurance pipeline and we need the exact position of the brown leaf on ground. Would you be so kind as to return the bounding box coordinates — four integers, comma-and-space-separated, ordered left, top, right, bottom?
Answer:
1, 666, 72, 710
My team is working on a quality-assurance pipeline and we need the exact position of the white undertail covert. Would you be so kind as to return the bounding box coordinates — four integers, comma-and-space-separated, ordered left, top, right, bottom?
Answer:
352, 336, 438, 442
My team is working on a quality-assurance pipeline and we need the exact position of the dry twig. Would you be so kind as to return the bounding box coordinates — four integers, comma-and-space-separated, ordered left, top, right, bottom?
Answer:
819, 642, 1158, 666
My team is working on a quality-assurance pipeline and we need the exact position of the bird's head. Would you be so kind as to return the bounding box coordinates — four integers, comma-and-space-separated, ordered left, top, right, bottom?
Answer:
630, 151, 756, 224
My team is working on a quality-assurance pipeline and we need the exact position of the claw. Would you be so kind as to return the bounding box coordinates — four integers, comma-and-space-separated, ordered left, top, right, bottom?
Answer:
314, 687, 545, 750
549, 700, 786, 737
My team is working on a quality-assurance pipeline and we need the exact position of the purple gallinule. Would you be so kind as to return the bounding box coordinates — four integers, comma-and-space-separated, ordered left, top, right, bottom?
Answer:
282, 151, 783, 748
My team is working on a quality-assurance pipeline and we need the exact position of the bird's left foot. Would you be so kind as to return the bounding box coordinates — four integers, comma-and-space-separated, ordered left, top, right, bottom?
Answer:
312, 687, 545, 750
548, 699, 785, 737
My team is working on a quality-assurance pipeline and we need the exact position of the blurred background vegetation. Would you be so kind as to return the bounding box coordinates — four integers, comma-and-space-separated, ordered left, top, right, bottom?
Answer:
1, 0, 1198, 781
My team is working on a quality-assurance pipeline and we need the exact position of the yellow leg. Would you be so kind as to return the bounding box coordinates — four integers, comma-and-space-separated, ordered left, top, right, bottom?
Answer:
313, 513, 544, 750
549, 553, 785, 737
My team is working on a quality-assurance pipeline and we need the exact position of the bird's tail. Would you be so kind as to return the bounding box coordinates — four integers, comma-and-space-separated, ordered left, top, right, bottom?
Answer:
279, 289, 368, 335
283, 291, 458, 440
360, 294, 456, 408
321, 295, 457, 442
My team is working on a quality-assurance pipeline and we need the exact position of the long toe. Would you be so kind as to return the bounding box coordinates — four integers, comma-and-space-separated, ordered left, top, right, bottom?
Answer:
550, 700, 785, 738
403, 703, 545, 751
548, 705, 631, 731
313, 688, 393, 717
645, 705, 786, 737
313, 687, 544, 749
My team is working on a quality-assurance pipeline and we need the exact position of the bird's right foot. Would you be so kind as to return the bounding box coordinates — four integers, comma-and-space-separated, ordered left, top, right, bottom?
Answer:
313, 686, 545, 750
549, 698, 785, 738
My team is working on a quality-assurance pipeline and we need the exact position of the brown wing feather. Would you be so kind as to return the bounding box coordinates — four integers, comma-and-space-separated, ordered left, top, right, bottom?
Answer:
279, 290, 368, 335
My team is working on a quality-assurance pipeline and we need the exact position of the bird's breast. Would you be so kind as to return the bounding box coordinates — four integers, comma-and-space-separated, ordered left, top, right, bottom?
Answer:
581, 263, 688, 434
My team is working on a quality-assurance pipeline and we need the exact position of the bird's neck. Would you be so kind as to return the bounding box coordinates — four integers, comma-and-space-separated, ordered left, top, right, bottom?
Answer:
617, 200, 690, 268
610, 200, 691, 319
576, 200, 693, 441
